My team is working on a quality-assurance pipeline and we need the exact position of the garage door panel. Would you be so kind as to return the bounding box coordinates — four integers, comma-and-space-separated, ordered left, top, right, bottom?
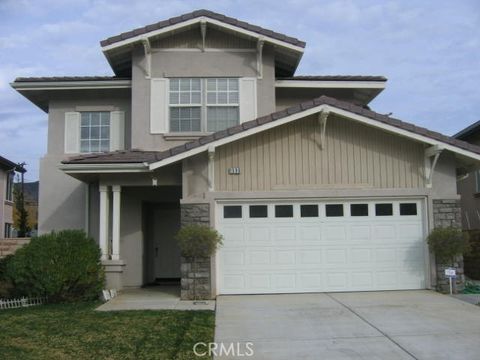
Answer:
349, 225, 371, 241
299, 250, 322, 265
323, 225, 347, 241
273, 226, 296, 243
325, 249, 347, 264
274, 249, 296, 265
248, 250, 271, 265
218, 199, 426, 294
247, 226, 271, 245
299, 225, 322, 244
298, 272, 323, 289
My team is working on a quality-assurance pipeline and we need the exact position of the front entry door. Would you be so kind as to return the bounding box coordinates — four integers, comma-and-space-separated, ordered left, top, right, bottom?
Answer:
146, 204, 181, 283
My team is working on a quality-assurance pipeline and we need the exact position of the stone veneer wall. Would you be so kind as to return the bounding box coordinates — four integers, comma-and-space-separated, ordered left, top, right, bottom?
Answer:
432, 199, 465, 293
180, 203, 212, 300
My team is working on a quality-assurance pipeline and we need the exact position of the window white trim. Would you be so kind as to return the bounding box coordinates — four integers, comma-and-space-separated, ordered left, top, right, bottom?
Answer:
168, 78, 240, 133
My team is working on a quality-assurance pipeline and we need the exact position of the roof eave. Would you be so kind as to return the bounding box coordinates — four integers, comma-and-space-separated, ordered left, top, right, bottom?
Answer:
101, 16, 305, 54
147, 104, 480, 171
11, 79, 132, 91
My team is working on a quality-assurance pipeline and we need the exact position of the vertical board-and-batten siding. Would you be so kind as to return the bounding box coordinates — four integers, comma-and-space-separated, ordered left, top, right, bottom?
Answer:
214, 115, 426, 191
151, 27, 255, 49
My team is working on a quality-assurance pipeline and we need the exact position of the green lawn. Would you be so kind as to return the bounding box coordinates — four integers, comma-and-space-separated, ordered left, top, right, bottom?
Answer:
0, 302, 215, 360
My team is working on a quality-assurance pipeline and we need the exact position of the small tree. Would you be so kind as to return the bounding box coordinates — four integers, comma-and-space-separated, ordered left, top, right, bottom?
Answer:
427, 227, 470, 265
175, 224, 223, 300
13, 175, 30, 237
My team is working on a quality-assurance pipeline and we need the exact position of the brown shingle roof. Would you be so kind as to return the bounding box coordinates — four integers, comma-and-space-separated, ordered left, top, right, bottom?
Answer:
63, 150, 161, 164
100, 9, 306, 48
62, 96, 480, 165
277, 75, 387, 82
14, 76, 130, 82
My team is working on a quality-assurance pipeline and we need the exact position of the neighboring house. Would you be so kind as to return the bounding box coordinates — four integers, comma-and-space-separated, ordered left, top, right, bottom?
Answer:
454, 121, 480, 230
0, 155, 24, 238
11, 10, 480, 298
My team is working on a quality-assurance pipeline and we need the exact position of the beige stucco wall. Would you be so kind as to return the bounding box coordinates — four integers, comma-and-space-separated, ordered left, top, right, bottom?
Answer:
214, 114, 426, 192
38, 91, 131, 234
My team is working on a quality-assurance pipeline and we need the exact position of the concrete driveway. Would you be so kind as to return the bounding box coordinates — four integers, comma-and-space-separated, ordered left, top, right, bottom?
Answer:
214, 290, 480, 359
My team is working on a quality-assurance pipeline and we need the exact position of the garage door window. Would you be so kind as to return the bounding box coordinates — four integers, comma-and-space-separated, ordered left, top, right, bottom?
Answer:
400, 203, 417, 216
224, 205, 242, 218
375, 203, 393, 216
350, 204, 368, 217
300, 205, 318, 217
326, 204, 343, 217
275, 205, 293, 218
250, 205, 268, 218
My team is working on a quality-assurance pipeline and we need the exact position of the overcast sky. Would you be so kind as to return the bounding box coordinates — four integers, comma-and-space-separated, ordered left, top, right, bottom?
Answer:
1, 0, 479, 181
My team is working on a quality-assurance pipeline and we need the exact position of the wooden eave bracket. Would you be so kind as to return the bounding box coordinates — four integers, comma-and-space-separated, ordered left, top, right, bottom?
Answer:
200, 20, 207, 52
318, 110, 329, 149
207, 145, 215, 191
425, 144, 444, 188
141, 38, 152, 78
257, 37, 265, 79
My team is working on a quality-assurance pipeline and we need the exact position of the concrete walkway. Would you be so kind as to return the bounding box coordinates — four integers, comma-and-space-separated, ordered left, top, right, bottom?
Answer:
96, 286, 215, 311
215, 290, 480, 359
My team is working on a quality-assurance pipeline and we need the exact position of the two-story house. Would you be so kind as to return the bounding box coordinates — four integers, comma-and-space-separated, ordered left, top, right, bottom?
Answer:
12, 10, 480, 298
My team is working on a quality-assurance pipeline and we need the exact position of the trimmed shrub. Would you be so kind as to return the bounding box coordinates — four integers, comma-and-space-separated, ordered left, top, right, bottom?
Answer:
5, 230, 104, 302
0, 255, 14, 298
464, 230, 480, 280
427, 227, 470, 265
175, 224, 223, 258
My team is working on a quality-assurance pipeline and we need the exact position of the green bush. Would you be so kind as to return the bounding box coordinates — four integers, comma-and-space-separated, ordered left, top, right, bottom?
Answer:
175, 224, 223, 258
5, 230, 104, 302
0, 255, 14, 298
427, 227, 470, 265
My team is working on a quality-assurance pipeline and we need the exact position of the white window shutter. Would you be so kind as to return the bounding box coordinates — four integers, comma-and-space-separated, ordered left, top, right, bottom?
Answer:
239, 78, 257, 123
64, 112, 80, 154
150, 78, 169, 133
110, 111, 125, 151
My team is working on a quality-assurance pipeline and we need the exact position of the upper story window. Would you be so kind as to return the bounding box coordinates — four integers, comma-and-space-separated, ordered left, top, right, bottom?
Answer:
5, 171, 14, 202
80, 112, 111, 153
169, 78, 239, 133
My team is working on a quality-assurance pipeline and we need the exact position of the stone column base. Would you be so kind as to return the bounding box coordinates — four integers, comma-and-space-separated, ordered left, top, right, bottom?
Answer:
181, 256, 212, 300
436, 257, 465, 294
102, 260, 126, 290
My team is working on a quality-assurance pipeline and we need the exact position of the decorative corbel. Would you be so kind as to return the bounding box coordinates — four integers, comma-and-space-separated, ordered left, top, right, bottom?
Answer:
208, 145, 215, 191
318, 110, 329, 149
256, 37, 265, 79
200, 21, 207, 52
424, 144, 444, 187
141, 38, 152, 78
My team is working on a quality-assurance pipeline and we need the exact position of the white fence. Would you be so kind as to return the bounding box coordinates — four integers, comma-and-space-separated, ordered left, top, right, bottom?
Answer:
0, 297, 46, 310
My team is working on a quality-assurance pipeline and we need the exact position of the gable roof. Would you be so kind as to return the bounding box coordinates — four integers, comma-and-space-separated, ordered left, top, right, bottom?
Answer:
454, 120, 480, 141
62, 95, 480, 171
101, 9, 305, 77
101, 9, 305, 49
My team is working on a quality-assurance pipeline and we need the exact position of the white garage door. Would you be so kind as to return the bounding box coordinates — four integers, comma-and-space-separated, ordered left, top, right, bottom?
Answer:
217, 199, 427, 294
